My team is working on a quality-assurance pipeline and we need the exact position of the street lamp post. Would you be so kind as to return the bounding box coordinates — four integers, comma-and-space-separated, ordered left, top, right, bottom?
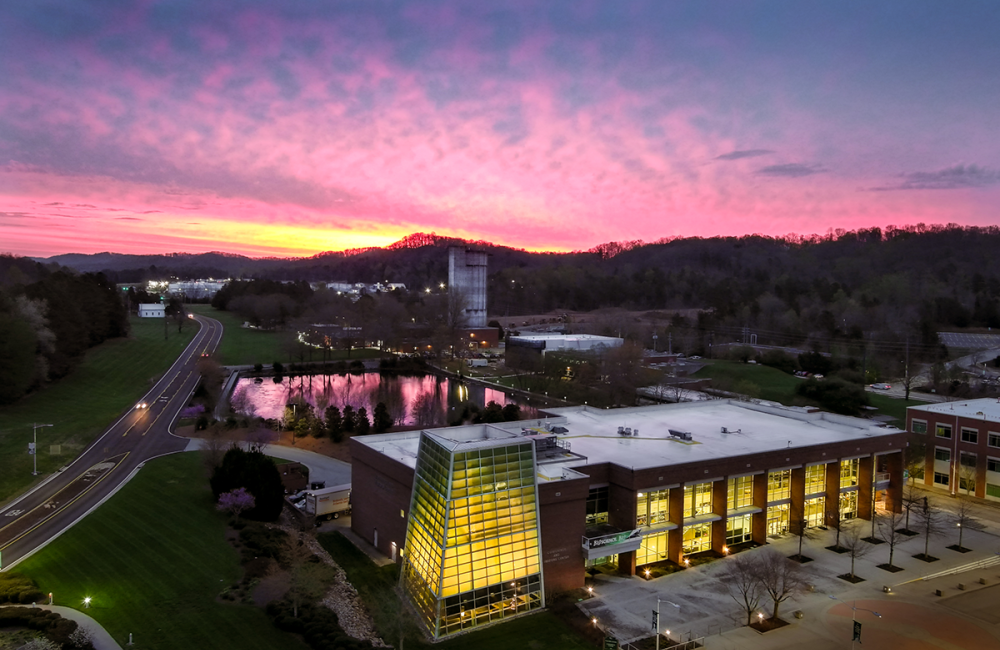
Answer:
31, 423, 53, 475
828, 595, 881, 649
655, 598, 680, 650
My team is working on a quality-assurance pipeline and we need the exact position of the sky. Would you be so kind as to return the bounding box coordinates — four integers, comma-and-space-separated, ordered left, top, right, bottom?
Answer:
1, 1, 999, 258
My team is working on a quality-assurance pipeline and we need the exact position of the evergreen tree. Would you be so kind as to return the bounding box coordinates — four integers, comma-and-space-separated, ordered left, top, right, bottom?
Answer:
501, 403, 521, 422
209, 447, 284, 521
324, 405, 343, 443
373, 402, 393, 433
342, 405, 356, 433
356, 407, 371, 435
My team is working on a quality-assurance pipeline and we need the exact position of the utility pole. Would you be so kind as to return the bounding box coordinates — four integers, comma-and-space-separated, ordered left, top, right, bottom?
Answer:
904, 338, 911, 400
668, 332, 673, 355
31, 423, 53, 475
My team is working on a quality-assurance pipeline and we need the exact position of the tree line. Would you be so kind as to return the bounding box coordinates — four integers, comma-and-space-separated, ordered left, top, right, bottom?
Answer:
0, 255, 129, 404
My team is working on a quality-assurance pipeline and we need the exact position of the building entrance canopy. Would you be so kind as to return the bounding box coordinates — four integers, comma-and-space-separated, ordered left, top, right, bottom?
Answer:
582, 528, 643, 560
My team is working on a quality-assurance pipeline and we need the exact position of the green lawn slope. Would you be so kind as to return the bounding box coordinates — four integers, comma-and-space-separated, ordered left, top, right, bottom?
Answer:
15, 452, 303, 650
0, 316, 197, 505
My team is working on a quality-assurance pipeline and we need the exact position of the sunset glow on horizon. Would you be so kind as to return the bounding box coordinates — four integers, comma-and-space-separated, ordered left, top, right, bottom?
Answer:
2, 2, 999, 259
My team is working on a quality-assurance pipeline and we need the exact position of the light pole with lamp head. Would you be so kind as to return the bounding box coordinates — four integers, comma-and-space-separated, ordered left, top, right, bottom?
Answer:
31, 424, 53, 475
828, 594, 881, 649
654, 598, 680, 650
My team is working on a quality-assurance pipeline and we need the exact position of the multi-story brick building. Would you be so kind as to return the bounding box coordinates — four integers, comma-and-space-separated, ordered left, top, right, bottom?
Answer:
351, 400, 907, 639
906, 398, 1000, 500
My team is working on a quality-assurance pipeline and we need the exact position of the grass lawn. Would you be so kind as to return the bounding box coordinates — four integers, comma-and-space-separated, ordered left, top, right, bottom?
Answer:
691, 360, 802, 404
15, 452, 304, 650
0, 316, 196, 505
691, 360, 917, 424
187, 305, 382, 368
317, 532, 593, 650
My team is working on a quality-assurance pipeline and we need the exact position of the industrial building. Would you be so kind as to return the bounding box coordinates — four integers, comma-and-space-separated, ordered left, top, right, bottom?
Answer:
351, 400, 906, 639
137, 303, 164, 318
505, 333, 623, 370
907, 398, 1000, 500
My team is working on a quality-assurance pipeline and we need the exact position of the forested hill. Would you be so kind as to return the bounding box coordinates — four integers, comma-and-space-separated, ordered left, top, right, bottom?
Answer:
39, 225, 1000, 333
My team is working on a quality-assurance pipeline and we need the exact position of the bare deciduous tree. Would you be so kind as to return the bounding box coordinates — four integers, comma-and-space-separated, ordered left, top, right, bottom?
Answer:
877, 510, 906, 569
916, 496, 946, 560
719, 552, 764, 625
757, 549, 806, 620
953, 499, 976, 551
841, 525, 872, 581
900, 484, 922, 534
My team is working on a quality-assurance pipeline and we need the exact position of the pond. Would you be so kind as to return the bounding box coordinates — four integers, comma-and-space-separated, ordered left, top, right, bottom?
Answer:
231, 372, 539, 428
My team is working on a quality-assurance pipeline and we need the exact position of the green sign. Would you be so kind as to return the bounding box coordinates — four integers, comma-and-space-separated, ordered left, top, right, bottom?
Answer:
604, 636, 618, 650
587, 528, 642, 550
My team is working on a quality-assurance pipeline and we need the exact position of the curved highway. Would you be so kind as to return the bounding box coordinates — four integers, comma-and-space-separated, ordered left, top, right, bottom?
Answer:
0, 314, 223, 571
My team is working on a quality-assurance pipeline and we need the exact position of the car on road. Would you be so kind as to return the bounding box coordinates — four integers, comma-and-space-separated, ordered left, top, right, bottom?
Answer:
135, 402, 148, 409
870, 383, 892, 390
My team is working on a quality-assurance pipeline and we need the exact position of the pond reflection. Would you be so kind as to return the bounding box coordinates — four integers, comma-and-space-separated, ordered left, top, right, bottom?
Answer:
232, 372, 536, 427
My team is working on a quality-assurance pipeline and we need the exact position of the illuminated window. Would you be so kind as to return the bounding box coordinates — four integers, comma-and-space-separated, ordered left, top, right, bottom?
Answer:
840, 459, 860, 488
727, 476, 753, 510
805, 465, 826, 495
767, 469, 791, 502
839, 491, 859, 519
726, 514, 752, 545
766, 503, 789, 535
636, 530, 669, 566
936, 424, 952, 439
804, 497, 825, 528
683, 482, 713, 518
682, 522, 711, 554
636, 488, 670, 527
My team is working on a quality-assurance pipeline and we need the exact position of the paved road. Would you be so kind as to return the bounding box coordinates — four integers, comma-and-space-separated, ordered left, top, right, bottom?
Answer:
0, 314, 223, 571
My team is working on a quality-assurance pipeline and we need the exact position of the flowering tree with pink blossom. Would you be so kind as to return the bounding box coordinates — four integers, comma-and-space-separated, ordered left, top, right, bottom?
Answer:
217, 487, 255, 522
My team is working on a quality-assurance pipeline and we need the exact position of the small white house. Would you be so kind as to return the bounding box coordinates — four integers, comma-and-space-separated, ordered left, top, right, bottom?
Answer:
138, 303, 165, 318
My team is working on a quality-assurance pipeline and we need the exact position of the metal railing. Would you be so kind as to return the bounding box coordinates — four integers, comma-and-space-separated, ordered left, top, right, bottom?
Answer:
662, 638, 705, 650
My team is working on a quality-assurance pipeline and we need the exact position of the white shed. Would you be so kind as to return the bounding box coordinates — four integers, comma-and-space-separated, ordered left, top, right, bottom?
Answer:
138, 303, 165, 318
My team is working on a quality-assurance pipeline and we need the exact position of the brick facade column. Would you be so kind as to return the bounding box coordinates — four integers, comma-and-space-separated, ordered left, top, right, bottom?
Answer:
825, 460, 841, 530
790, 467, 806, 535
711, 478, 728, 553
667, 486, 685, 564
858, 455, 874, 521
751, 473, 768, 544
884, 452, 903, 513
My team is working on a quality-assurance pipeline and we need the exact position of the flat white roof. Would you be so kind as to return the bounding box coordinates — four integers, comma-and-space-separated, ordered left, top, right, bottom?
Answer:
357, 400, 901, 479
907, 398, 1000, 424
511, 334, 622, 342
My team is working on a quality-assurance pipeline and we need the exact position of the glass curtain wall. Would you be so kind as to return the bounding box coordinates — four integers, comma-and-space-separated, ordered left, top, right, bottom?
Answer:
401, 434, 544, 639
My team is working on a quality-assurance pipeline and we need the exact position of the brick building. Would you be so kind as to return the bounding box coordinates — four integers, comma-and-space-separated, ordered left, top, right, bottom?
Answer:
351, 400, 907, 639
906, 398, 1000, 500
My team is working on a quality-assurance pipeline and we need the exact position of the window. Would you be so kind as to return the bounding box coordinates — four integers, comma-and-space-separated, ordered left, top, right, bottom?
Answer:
840, 459, 860, 488
726, 514, 752, 545
766, 503, 790, 536
586, 487, 609, 525
934, 448, 951, 462
804, 497, 825, 528
683, 482, 713, 518
635, 488, 669, 527
988, 458, 1000, 473
961, 428, 979, 444
839, 491, 858, 520
637, 530, 668, 566
934, 472, 949, 486
805, 465, 826, 495
936, 424, 952, 439
767, 469, 791, 502
911, 420, 927, 434
727, 476, 753, 510
960, 477, 976, 492
682, 522, 712, 554
987, 483, 1000, 498
960, 453, 977, 468
989, 433, 1000, 448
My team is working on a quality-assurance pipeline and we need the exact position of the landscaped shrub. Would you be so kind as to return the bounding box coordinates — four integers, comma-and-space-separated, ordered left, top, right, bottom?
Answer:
238, 523, 289, 563
0, 607, 92, 649
210, 447, 285, 521
0, 573, 42, 604
266, 600, 373, 650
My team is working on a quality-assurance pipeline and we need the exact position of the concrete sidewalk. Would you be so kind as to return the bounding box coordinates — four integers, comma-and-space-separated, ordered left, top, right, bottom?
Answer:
183, 437, 351, 486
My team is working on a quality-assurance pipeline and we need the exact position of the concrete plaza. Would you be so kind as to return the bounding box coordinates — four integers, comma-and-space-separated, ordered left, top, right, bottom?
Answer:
579, 488, 1000, 650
